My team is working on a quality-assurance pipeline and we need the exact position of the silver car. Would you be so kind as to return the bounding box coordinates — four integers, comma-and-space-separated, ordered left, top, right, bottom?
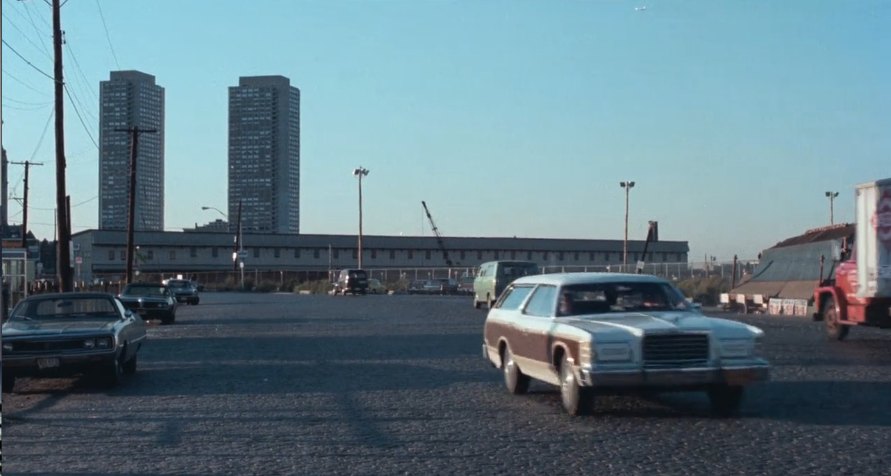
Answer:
483, 273, 769, 416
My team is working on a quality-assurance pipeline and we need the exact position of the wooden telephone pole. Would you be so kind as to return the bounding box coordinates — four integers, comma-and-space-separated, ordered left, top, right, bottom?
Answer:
115, 126, 157, 284
10, 161, 44, 248
52, 0, 73, 292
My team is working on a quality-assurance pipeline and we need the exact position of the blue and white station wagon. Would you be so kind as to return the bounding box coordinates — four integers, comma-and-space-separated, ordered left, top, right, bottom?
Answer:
483, 273, 769, 416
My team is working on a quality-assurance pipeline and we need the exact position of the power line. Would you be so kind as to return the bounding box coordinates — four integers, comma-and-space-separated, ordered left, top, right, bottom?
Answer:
1, 96, 53, 106
94, 0, 120, 69
1, 8, 53, 61
2, 67, 51, 95
72, 195, 98, 207
1, 38, 56, 81
21, 0, 54, 57
63, 84, 99, 149
1, 101, 52, 111
29, 107, 55, 161
63, 41, 99, 124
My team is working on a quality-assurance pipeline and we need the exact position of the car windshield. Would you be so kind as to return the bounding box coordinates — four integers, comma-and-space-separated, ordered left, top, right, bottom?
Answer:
124, 286, 167, 297
10, 296, 121, 321
168, 281, 190, 289
559, 282, 692, 316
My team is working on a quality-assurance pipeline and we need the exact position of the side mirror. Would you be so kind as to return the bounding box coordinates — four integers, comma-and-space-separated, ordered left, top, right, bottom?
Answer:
124, 309, 134, 319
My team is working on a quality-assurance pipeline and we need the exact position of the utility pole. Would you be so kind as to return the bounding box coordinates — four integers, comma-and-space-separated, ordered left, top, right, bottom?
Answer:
52, 0, 72, 292
234, 199, 242, 282
353, 166, 369, 269
825, 191, 839, 225
115, 126, 157, 284
620, 181, 635, 270
10, 161, 44, 248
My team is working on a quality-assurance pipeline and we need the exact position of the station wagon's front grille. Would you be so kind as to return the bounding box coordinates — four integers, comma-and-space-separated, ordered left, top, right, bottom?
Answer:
642, 333, 709, 368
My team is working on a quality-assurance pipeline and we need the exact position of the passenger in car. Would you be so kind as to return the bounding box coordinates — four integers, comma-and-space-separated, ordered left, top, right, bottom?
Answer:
558, 292, 575, 316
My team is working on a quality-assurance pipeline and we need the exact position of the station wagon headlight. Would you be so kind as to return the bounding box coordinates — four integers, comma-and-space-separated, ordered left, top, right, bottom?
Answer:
83, 339, 96, 349
719, 338, 755, 358
2, 343, 13, 352
595, 343, 632, 362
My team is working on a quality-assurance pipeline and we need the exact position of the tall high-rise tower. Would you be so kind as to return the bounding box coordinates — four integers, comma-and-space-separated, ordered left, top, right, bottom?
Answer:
98, 71, 165, 231
228, 75, 300, 234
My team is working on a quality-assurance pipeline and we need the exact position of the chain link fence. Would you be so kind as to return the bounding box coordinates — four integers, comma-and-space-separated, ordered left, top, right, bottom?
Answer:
67, 259, 757, 296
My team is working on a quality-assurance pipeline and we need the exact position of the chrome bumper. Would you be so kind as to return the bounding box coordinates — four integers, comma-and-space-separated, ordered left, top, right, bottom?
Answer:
578, 361, 770, 388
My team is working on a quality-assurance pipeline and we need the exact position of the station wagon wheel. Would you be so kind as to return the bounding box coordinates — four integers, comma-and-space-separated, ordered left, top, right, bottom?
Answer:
502, 347, 529, 395
708, 384, 744, 417
824, 297, 849, 341
560, 353, 593, 416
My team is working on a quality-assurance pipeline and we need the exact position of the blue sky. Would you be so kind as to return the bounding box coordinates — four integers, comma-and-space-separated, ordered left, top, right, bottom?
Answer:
1, 0, 889, 262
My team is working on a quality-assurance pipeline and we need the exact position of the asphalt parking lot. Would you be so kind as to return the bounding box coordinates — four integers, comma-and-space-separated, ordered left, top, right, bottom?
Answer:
3, 292, 891, 475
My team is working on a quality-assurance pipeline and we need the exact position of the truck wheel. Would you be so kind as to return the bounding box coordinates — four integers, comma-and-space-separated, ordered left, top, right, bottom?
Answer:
824, 297, 849, 341
473, 295, 481, 309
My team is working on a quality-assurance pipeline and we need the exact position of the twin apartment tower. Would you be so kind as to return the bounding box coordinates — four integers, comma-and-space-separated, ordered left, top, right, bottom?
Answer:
98, 71, 300, 235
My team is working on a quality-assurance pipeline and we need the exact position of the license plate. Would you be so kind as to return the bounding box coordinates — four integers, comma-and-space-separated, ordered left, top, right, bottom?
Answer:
37, 358, 60, 369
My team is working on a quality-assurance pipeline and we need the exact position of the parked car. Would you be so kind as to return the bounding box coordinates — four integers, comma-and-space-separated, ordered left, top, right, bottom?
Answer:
118, 283, 177, 324
474, 260, 540, 309
457, 276, 475, 295
368, 278, 387, 294
482, 273, 769, 416
164, 279, 200, 305
408, 280, 428, 294
335, 269, 368, 295
432, 278, 458, 295
2, 292, 147, 393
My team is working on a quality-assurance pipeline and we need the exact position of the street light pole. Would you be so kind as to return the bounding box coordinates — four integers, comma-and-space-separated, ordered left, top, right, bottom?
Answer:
825, 191, 839, 225
353, 166, 369, 269
620, 181, 635, 270
201, 202, 241, 284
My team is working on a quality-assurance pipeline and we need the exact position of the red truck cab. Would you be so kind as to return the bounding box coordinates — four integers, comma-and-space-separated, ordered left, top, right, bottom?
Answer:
814, 249, 891, 340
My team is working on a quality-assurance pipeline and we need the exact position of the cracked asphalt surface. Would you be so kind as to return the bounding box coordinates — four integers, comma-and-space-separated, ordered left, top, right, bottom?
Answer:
3, 292, 891, 475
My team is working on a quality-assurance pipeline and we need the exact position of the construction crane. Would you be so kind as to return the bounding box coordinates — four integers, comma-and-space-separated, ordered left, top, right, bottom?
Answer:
421, 201, 454, 267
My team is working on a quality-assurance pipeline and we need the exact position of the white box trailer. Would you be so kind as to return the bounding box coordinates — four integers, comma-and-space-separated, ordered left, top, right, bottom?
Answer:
855, 177, 891, 299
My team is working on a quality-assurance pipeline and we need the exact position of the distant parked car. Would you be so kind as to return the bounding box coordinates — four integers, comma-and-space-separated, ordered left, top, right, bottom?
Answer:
483, 273, 769, 416
118, 283, 177, 325
367, 278, 387, 294
457, 276, 475, 295
432, 278, 458, 295
2, 292, 147, 393
335, 269, 368, 295
408, 280, 428, 295
164, 279, 200, 305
